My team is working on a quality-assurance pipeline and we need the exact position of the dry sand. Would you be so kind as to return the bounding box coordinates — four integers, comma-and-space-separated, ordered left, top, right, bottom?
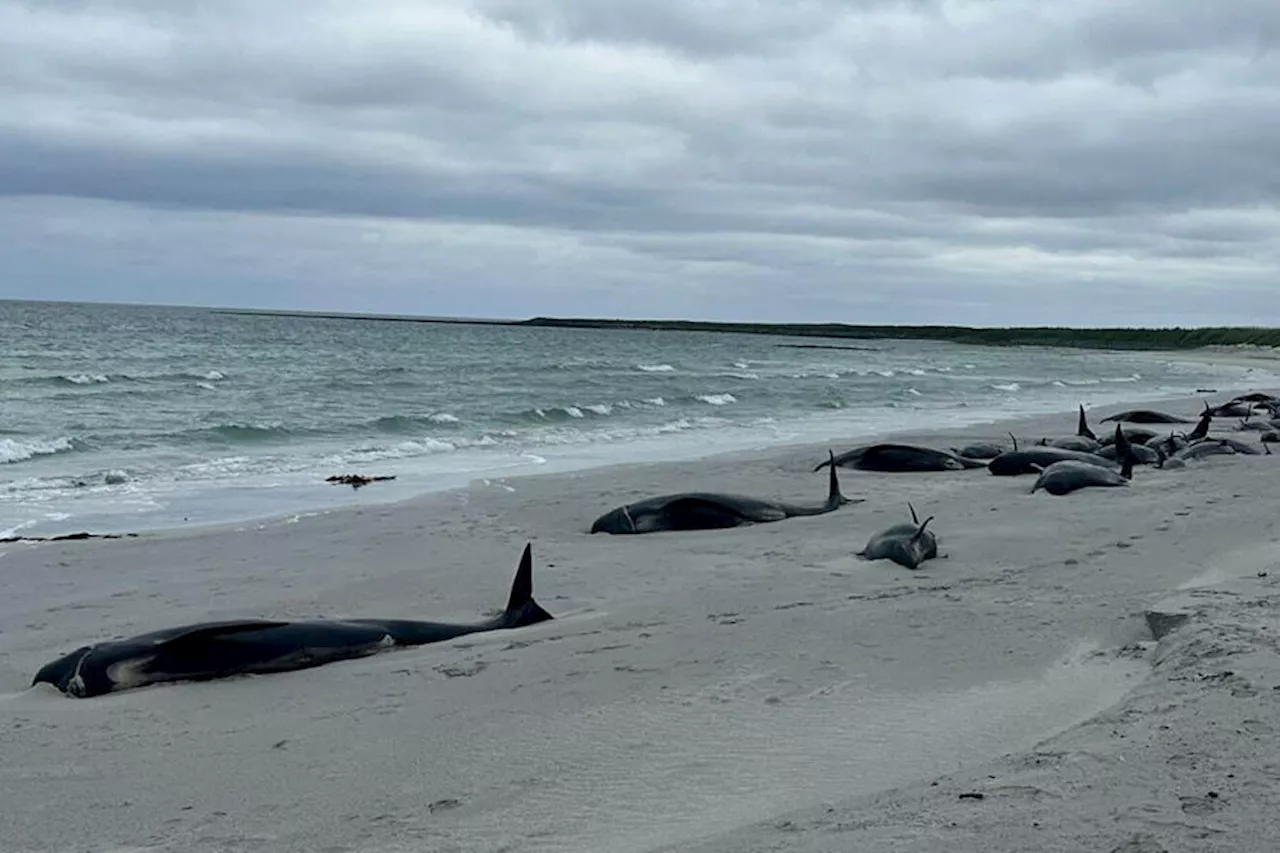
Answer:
2, 391, 1279, 853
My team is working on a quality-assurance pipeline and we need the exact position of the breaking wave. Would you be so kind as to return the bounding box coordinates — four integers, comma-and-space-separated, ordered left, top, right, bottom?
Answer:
0, 436, 79, 465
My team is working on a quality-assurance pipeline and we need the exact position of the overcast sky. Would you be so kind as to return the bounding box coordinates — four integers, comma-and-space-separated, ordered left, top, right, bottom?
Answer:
3, 1, 1278, 326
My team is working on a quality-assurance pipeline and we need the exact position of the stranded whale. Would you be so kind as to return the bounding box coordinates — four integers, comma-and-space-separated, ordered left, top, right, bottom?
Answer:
856, 503, 939, 570
591, 451, 855, 534
816, 444, 986, 473
33, 544, 553, 698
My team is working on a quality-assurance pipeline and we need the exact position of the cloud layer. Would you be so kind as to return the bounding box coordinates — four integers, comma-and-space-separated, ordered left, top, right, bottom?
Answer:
3, 0, 1279, 324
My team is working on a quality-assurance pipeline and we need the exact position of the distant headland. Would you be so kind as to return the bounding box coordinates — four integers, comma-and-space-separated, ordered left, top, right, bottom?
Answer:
210, 308, 1280, 351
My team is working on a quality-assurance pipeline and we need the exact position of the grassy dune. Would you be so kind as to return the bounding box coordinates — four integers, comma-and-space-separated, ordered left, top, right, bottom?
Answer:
517, 317, 1280, 350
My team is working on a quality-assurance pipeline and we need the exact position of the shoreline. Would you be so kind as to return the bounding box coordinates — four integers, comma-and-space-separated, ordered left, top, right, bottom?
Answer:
17, 374, 1272, 544
3, 385, 1280, 851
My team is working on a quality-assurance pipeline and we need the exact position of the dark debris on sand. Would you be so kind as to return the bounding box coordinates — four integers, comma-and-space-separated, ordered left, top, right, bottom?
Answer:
325, 474, 397, 489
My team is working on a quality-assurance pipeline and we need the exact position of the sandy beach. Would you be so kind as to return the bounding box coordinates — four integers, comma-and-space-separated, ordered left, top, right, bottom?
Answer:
3, 389, 1280, 853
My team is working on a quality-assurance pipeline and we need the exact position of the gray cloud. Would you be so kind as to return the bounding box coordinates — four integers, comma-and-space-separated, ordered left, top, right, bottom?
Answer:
2, 0, 1279, 325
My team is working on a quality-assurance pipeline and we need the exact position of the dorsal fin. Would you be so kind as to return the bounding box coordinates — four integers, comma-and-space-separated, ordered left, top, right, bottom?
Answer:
503, 543, 554, 626
1008, 432, 1019, 451
912, 516, 935, 541
825, 450, 848, 506
1188, 407, 1212, 442
505, 543, 534, 613
907, 501, 919, 525
1077, 404, 1097, 440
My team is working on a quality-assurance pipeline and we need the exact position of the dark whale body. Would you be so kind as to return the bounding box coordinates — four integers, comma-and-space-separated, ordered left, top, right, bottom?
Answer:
857, 503, 939, 569
33, 544, 553, 698
1098, 426, 1159, 446
1031, 426, 1138, 495
952, 442, 1006, 460
1095, 442, 1160, 464
816, 443, 986, 473
1031, 460, 1130, 495
988, 447, 1120, 477
591, 451, 855, 534
1101, 410, 1193, 424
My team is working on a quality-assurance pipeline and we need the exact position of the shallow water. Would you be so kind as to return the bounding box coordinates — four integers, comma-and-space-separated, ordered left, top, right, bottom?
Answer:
5, 299, 1277, 536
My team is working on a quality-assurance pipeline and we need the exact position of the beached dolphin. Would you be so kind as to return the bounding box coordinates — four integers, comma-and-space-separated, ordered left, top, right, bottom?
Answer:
1097, 425, 1159, 446
1229, 392, 1280, 404
1031, 426, 1137, 495
815, 443, 986, 473
1150, 432, 1188, 460
951, 441, 1007, 460
856, 503, 939, 569
1101, 410, 1193, 424
1095, 442, 1160, 465
1030, 460, 1132, 495
988, 446, 1120, 476
590, 451, 856, 534
1171, 405, 1264, 457
1207, 401, 1254, 418
1165, 439, 1241, 465
32, 544, 553, 698
1030, 404, 1100, 450
1039, 435, 1101, 453
1234, 417, 1273, 432
1232, 394, 1280, 417
1200, 436, 1265, 455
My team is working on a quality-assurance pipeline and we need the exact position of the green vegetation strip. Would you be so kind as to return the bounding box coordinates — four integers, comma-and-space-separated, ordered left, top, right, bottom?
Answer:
210, 309, 1279, 351
516, 318, 1280, 351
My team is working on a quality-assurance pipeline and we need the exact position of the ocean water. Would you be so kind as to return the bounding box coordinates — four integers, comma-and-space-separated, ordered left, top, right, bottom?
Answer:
3, 299, 1277, 537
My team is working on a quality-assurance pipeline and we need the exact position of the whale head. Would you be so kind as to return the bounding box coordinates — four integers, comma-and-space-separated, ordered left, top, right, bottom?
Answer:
32, 645, 116, 698
590, 504, 649, 534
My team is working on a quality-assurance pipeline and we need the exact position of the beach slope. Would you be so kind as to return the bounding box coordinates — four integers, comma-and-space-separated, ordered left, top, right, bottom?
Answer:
1, 396, 1279, 853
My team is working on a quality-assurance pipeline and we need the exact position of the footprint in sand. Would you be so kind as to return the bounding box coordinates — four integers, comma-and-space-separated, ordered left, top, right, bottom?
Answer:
1179, 793, 1222, 816
434, 661, 489, 678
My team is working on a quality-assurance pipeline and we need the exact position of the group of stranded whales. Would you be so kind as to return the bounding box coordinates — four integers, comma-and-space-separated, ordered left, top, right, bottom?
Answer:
31, 392, 1278, 698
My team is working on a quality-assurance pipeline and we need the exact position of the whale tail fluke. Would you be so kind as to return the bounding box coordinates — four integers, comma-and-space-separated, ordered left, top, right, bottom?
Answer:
504, 544, 554, 627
